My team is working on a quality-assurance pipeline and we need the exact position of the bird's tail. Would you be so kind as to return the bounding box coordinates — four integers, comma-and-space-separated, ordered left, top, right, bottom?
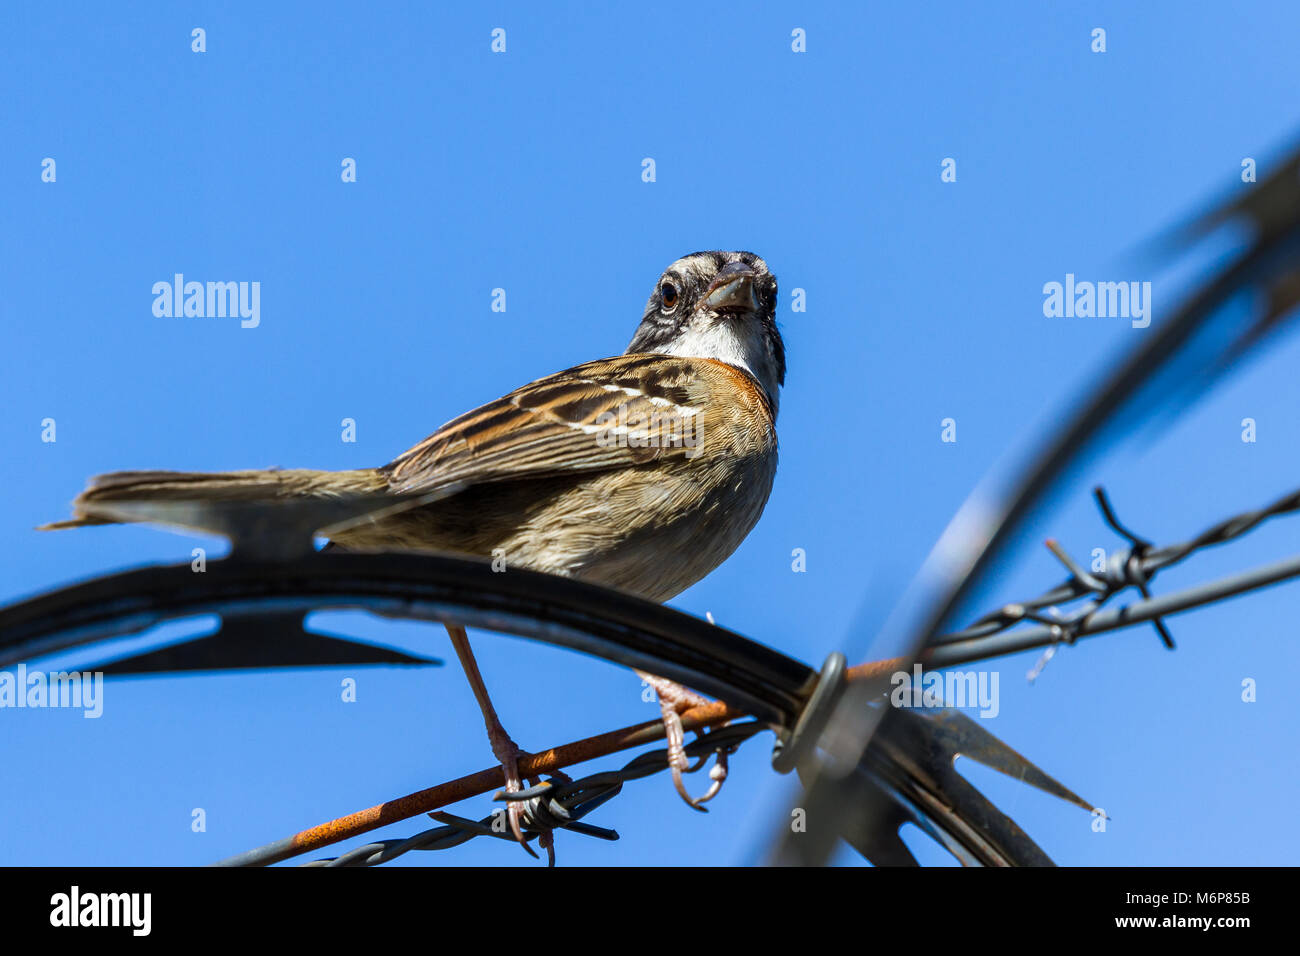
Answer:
38, 467, 388, 530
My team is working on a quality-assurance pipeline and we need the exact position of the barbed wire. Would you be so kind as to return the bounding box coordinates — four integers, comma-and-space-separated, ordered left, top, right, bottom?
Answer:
931, 483, 1300, 651
300, 722, 763, 867
253, 481, 1300, 867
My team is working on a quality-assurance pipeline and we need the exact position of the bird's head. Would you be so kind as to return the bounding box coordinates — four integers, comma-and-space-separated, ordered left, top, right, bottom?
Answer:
627, 251, 785, 414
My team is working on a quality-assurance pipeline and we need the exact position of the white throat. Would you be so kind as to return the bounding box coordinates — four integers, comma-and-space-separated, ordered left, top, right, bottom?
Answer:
656, 318, 780, 415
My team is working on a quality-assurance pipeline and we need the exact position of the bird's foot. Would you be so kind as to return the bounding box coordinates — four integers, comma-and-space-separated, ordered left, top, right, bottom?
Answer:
641, 673, 729, 811
486, 727, 533, 847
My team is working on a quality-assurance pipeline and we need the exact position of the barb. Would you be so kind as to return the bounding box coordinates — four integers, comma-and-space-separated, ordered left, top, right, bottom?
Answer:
926, 550, 1300, 669
1091, 487, 1175, 648
930, 482, 1300, 650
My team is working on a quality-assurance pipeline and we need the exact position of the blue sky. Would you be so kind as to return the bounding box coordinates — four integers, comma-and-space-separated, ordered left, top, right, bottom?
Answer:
3, 1, 1299, 866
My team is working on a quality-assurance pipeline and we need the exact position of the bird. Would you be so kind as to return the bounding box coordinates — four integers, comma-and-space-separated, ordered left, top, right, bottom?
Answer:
43, 250, 786, 848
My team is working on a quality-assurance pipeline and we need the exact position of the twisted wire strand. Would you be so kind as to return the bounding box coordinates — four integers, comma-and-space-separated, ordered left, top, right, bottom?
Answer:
933, 484, 1300, 647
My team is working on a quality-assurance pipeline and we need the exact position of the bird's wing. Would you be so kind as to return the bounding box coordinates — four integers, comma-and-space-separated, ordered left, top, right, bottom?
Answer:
383, 354, 709, 494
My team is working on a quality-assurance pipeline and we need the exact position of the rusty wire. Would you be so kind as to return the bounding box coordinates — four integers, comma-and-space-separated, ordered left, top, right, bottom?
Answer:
301, 722, 765, 867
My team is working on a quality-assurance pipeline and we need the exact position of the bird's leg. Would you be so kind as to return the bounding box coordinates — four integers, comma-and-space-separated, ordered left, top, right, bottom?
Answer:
445, 624, 529, 845
636, 670, 728, 810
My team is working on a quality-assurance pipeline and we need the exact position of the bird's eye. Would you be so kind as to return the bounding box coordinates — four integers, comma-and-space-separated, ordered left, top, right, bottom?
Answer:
660, 283, 678, 308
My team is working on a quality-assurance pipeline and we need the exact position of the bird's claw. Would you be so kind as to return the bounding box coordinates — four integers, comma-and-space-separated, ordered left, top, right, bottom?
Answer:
537, 827, 556, 866
487, 733, 533, 848
653, 684, 731, 811
493, 774, 569, 865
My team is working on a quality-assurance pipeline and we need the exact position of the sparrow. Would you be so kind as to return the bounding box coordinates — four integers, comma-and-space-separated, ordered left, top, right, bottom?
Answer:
44, 250, 785, 847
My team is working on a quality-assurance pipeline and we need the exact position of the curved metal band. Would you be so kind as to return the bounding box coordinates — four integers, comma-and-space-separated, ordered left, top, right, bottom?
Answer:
0, 551, 817, 728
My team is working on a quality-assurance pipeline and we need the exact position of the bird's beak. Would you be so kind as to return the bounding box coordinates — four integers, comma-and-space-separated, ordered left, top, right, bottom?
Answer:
702, 263, 759, 313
